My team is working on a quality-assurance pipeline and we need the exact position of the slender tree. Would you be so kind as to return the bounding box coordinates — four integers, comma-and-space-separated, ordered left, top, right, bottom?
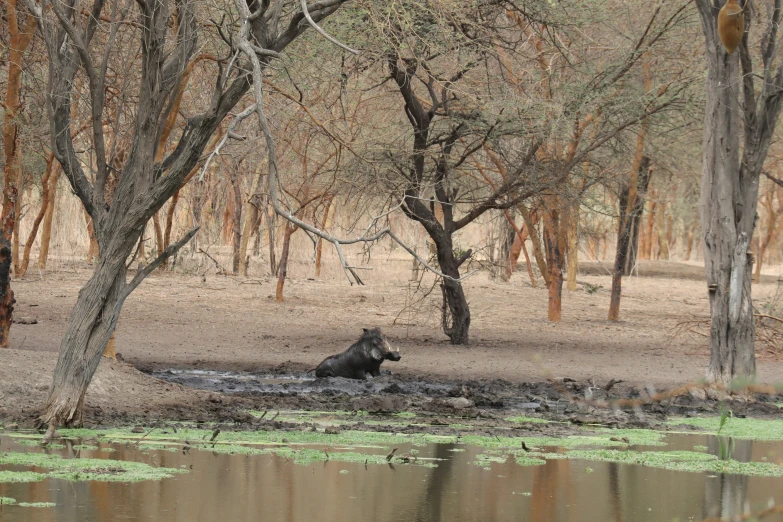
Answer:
26, 0, 353, 438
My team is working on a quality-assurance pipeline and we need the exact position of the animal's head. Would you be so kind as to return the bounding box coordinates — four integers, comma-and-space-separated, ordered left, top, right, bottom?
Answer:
362, 327, 401, 362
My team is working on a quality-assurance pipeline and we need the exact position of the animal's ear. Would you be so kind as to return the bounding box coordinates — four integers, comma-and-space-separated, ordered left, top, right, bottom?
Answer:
363, 328, 369, 333
370, 348, 383, 361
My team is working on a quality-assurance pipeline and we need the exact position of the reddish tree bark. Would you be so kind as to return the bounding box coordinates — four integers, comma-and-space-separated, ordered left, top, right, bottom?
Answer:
0, 1, 36, 346
18, 154, 57, 277
38, 166, 61, 270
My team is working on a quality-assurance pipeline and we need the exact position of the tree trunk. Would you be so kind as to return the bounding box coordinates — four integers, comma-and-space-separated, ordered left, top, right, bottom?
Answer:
275, 222, 297, 302
624, 166, 652, 276
502, 210, 536, 287
231, 172, 243, 274
12, 159, 25, 275
152, 213, 164, 258
609, 156, 652, 321
565, 203, 579, 291
238, 166, 265, 277
38, 166, 61, 270
239, 203, 259, 276
695, 0, 775, 384
267, 205, 277, 275
684, 222, 696, 261
221, 187, 234, 245
19, 154, 56, 278
86, 218, 99, 263
0, 6, 36, 345
519, 205, 549, 286
752, 187, 783, 282
163, 194, 179, 254
655, 202, 669, 260
314, 195, 334, 277
434, 241, 470, 344
543, 205, 564, 322
641, 197, 656, 260
190, 179, 206, 254
0, 244, 14, 348
41, 252, 128, 427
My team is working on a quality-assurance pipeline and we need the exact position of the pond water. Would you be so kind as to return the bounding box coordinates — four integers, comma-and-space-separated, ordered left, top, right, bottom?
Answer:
0, 432, 782, 522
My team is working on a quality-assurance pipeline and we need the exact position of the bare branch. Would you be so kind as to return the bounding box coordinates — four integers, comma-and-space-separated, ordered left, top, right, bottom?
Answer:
763, 170, 783, 187
123, 228, 200, 297
299, 0, 359, 55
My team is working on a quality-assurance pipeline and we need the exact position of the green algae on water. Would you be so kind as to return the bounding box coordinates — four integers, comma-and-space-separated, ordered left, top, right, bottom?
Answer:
197, 444, 268, 456
0, 452, 186, 482
514, 455, 546, 466
72, 445, 99, 451
534, 449, 783, 477
0, 470, 47, 483
585, 429, 668, 447
474, 453, 508, 466
18, 502, 56, 508
668, 417, 783, 441
0, 497, 16, 505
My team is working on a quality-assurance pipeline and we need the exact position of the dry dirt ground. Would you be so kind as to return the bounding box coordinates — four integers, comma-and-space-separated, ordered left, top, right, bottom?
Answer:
1, 259, 782, 426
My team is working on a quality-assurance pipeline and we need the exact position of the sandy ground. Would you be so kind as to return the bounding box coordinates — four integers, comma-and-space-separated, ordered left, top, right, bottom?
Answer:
2, 259, 782, 411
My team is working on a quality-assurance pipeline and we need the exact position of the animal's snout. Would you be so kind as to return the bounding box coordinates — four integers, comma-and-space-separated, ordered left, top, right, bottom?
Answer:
383, 339, 400, 361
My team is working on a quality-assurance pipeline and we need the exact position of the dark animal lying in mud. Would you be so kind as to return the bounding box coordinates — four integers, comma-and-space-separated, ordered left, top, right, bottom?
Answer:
314, 328, 401, 379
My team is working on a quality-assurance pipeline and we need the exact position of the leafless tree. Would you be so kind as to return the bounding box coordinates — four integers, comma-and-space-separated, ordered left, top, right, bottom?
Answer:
26, 0, 353, 439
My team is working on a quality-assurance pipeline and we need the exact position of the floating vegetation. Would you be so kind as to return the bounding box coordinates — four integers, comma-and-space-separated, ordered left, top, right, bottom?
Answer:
693, 445, 709, 451
18, 502, 57, 508
0, 470, 47, 483
339, 470, 350, 474
514, 455, 547, 466
72, 445, 99, 451
197, 444, 267, 456
0, 497, 16, 505
14, 439, 42, 447
474, 453, 508, 466
669, 417, 783, 441
534, 449, 783, 477
136, 443, 178, 453
585, 429, 668, 447
0, 452, 186, 482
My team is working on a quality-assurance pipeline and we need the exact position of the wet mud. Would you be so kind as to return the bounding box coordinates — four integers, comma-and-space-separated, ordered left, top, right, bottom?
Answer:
142, 366, 783, 438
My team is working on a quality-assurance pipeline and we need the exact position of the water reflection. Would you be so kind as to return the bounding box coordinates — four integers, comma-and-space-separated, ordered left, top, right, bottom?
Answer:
1, 434, 782, 522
